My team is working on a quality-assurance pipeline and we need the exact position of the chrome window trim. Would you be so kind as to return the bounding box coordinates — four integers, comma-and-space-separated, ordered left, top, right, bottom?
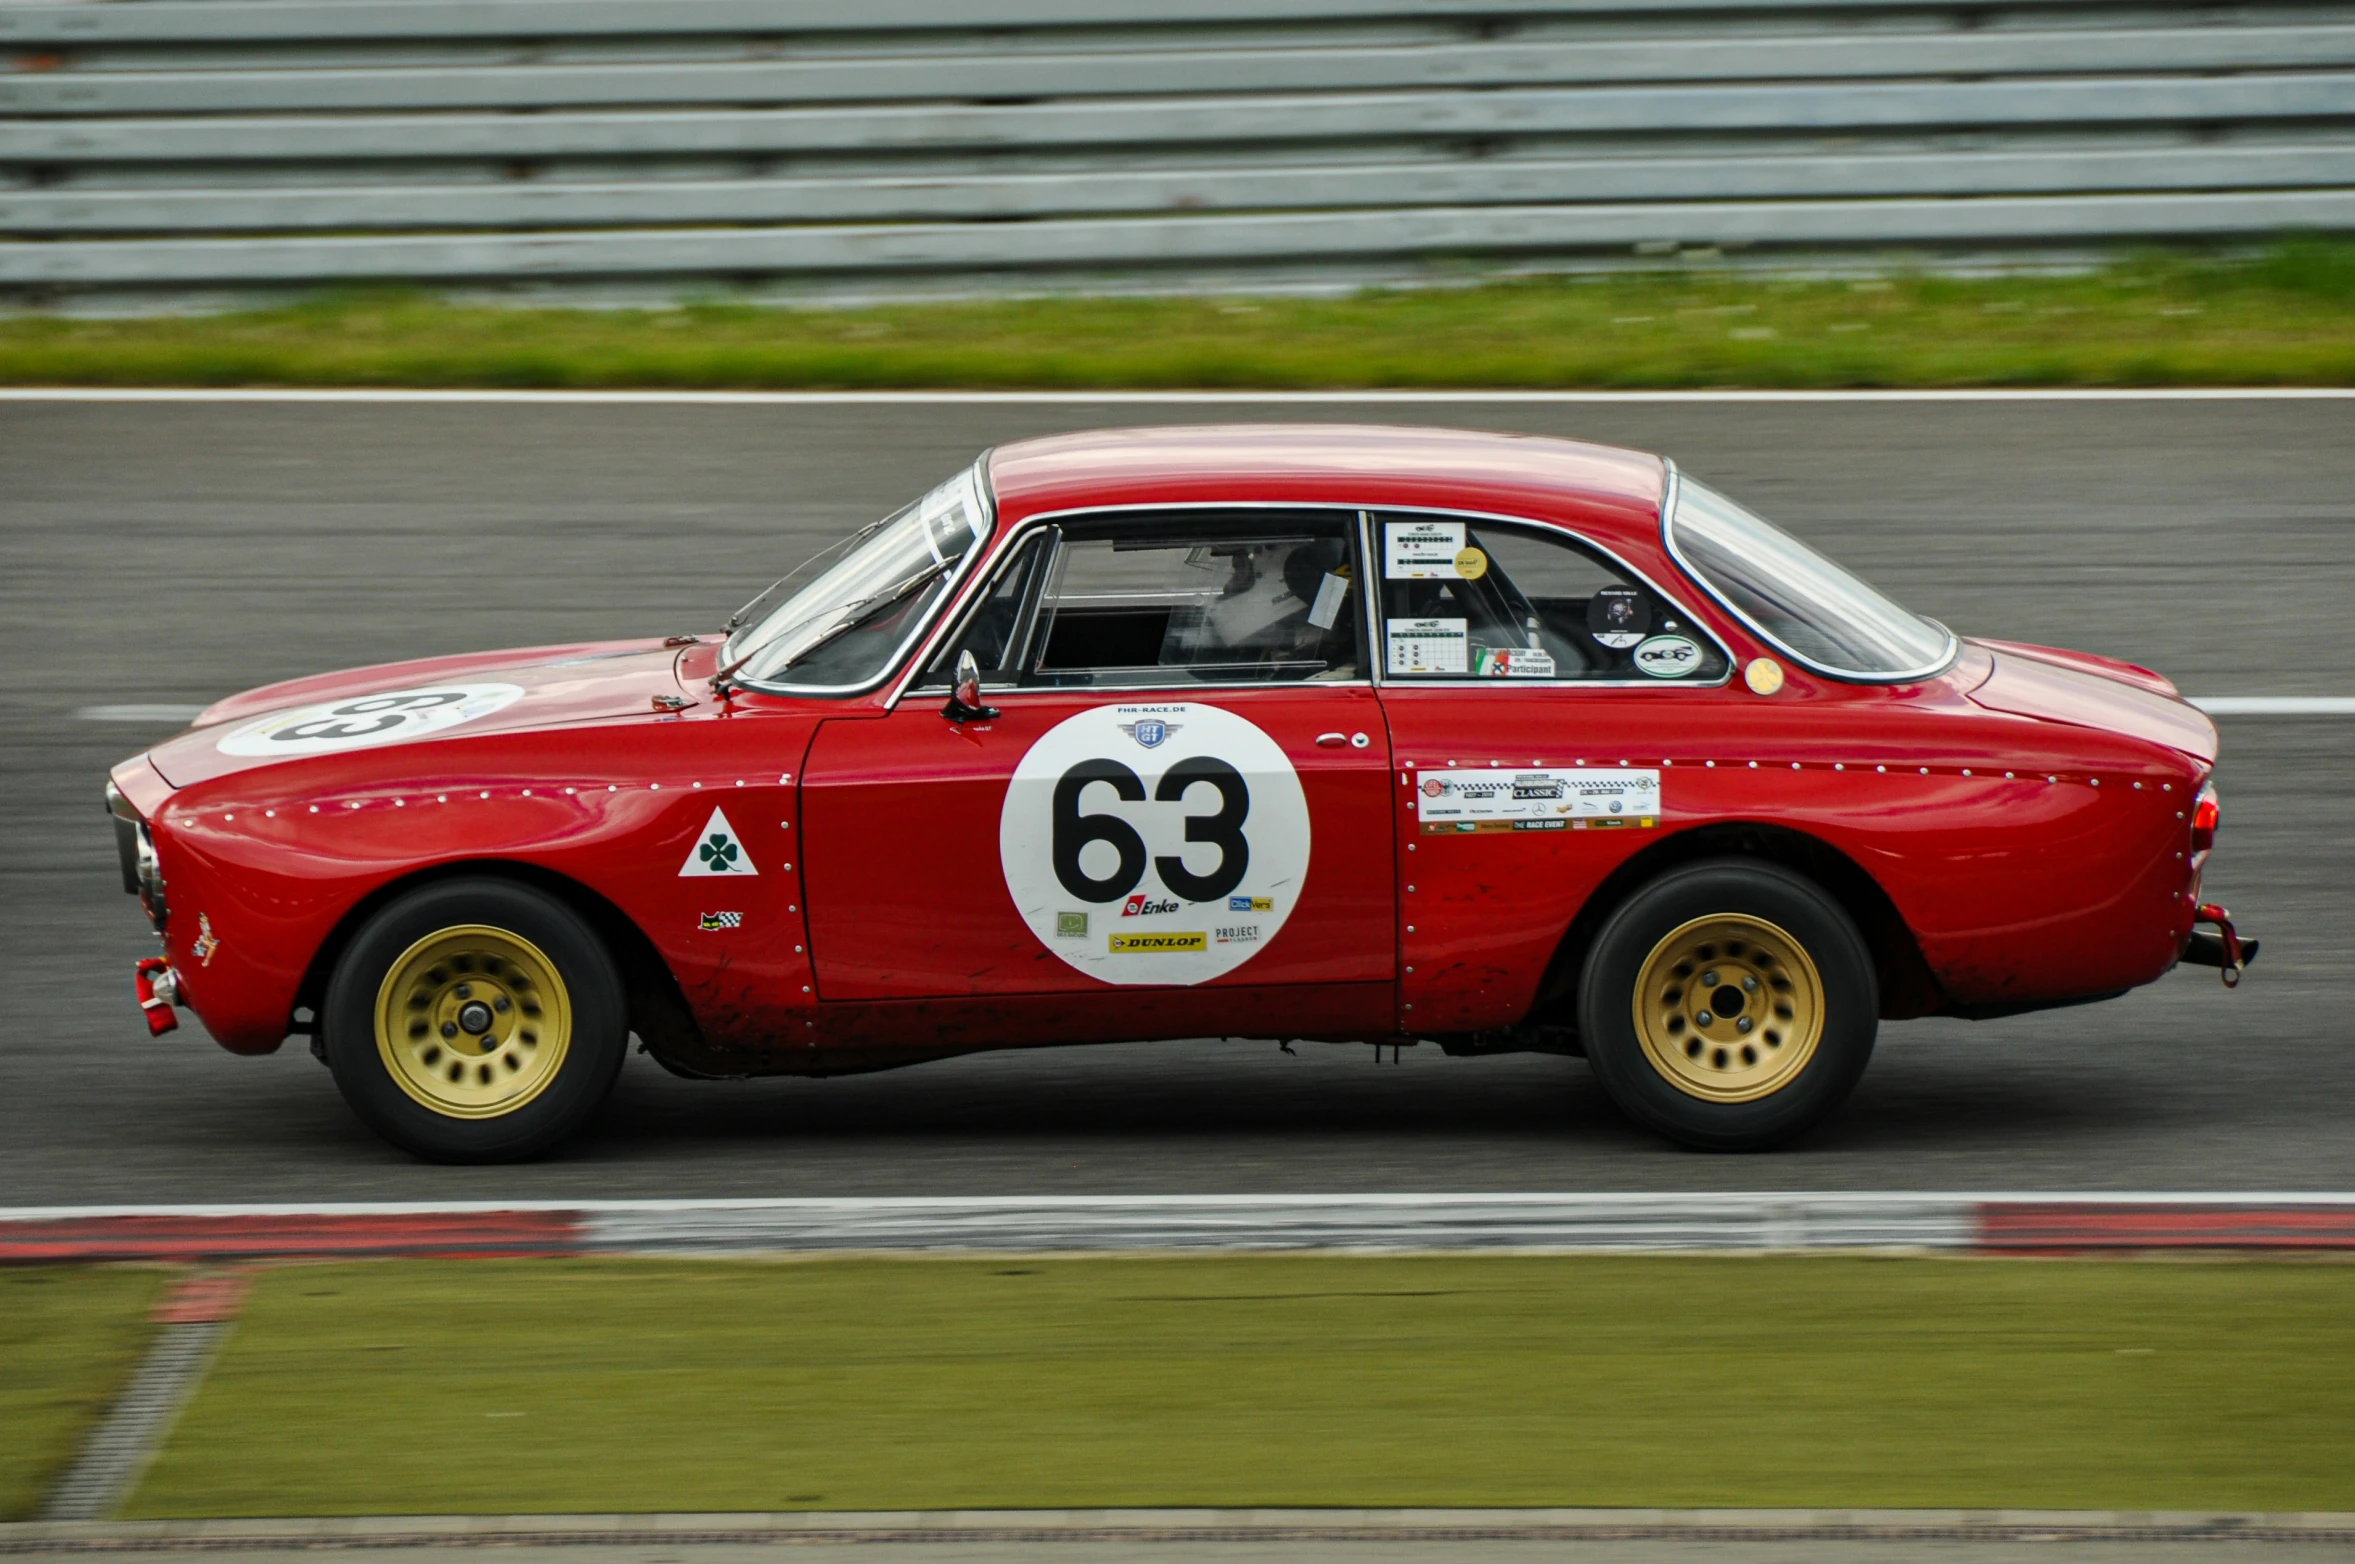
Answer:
1658, 459, 1959, 685
1363, 500, 1734, 690
886, 499, 1374, 708
729, 455, 998, 699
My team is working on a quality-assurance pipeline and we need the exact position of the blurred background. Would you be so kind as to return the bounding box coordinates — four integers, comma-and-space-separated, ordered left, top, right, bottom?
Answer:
0, 0, 2350, 308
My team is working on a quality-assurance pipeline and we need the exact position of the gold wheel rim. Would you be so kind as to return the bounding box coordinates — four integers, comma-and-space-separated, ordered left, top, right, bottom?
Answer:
374, 924, 572, 1120
1633, 913, 1825, 1104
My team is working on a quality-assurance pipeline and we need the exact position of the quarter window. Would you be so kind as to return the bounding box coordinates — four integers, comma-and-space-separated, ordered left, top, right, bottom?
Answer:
1373, 513, 1728, 684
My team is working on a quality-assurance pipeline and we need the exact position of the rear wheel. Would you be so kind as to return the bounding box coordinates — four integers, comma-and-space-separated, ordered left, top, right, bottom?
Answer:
322, 878, 626, 1162
1579, 859, 1876, 1150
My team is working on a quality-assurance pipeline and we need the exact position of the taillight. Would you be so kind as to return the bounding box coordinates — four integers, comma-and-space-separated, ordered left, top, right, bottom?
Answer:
2191, 782, 2220, 859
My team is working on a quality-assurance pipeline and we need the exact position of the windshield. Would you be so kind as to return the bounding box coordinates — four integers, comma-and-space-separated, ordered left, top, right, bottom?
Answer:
1666, 474, 1955, 680
722, 462, 992, 691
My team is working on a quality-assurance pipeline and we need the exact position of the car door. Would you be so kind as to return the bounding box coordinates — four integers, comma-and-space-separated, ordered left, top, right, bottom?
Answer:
798, 506, 1398, 1041
1367, 508, 1737, 1034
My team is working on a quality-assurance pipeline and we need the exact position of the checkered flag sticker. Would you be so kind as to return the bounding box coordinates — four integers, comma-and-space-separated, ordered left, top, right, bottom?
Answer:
698, 911, 744, 931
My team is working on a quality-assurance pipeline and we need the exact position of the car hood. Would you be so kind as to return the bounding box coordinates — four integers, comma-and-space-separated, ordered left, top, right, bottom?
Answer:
1965, 638, 2216, 765
147, 638, 695, 789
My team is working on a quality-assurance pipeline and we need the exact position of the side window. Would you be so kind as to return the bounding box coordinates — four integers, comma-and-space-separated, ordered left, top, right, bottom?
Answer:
918, 530, 1053, 688
1024, 511, 1364, 688
1373, 512, 1728, 684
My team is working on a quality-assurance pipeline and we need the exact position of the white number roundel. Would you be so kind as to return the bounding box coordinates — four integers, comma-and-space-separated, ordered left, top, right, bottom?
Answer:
218, 683, 526, 757
1000, 703, 1311, 986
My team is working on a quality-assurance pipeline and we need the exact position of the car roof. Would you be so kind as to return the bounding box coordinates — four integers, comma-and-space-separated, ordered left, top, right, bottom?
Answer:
985, 424, 1667, 541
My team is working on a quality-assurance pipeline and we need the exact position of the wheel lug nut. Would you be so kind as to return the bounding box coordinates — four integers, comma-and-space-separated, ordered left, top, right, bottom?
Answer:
455, 983, 473, 999
1736, 1016, 1753, 1033
440, 1022, 457, 1038
493, 997, 511, 1013
1696, 1010, 1714, 1026
1743, 975, 1757, 991
1701, 971, 1718, 987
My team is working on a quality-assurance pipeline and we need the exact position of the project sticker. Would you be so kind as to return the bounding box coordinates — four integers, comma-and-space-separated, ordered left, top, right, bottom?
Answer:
1000, 702, 1310, 986
218, 682, 526, 757
1384, 520, 1466, 579
1386, 617, 1468, 674
1417, 767, 1661, 834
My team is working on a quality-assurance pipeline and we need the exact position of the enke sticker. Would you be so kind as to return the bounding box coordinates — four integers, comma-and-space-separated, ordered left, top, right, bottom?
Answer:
1000, 703, 1310, 986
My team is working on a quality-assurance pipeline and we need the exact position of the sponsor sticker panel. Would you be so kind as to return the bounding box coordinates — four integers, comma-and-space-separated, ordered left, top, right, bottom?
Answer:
1417, 767, 1662, 835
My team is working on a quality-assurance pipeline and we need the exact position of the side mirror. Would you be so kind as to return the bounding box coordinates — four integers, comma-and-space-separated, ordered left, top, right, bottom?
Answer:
942, 649, 1000, 723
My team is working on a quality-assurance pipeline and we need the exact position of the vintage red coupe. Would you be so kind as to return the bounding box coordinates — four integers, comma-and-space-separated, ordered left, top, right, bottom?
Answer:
108, 425, 2250, 1161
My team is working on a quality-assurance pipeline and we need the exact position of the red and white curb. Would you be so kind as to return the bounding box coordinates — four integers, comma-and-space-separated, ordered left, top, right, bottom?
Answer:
6, 1193, 2355, 1263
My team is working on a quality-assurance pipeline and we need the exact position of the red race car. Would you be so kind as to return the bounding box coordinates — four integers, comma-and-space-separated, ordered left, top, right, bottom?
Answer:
108, 425, 2253, 1161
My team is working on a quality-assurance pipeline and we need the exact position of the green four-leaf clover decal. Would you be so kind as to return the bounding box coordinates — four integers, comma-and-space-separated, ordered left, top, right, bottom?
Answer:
698, 833, 740, 871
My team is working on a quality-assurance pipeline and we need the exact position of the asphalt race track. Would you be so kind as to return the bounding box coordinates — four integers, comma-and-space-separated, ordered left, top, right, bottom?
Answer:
3, 392, 2349, 1204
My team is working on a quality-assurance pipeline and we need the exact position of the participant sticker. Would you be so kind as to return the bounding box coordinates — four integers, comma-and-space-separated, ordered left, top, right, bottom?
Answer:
1453, 547, 1488, 581
1473, 646, 1555, 678
1384, 520, 1466, 579
1418, 767, 1661, 834
1387, 617, 1468, 674
1001, 702, 1310, 986
218, 682, 525, 757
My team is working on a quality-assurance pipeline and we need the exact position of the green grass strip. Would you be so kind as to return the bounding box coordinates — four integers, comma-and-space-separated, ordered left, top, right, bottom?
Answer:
5, 243, 2355, 390
0, 1267, 169, 1521
128, 1253, 2355, 1518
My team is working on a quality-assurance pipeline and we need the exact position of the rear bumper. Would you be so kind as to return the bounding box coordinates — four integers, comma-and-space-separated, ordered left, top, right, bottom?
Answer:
2181, 904, 2258, 986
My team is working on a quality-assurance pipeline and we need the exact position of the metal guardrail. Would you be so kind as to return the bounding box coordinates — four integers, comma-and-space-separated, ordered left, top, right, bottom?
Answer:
0, 0, 2350, 299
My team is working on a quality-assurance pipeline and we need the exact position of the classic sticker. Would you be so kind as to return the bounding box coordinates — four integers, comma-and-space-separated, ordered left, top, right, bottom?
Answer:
1000, 702, 1310, 986
1417, 767, 1661, 834
1633, 635, 1703, 679
679, 807, 757, 877
218, 682, 525, 757
1384, 520, 1466, 579
1386, 617, 1469, 675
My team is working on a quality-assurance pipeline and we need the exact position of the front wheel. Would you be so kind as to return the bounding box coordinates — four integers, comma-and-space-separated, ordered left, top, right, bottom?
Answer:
322, 878, 627, 1163
1578, 859, 1876, 1151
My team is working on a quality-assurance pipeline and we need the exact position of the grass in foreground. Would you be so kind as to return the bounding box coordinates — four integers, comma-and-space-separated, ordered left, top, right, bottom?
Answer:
5, 244, 2355, 390
0, 1267, 167, 1521
130, 1253, 2355, 1517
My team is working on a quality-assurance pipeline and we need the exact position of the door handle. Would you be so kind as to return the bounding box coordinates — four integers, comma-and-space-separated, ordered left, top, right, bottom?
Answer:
1315, 732, 1372, 749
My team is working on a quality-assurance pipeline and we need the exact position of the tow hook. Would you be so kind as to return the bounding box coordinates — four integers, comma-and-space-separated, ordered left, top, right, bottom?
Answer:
2187, 903, 2258, 989
135, 957, 180, 1035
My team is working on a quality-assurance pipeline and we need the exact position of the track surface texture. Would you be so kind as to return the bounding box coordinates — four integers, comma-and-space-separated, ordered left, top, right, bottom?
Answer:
2, 395, 2347, 1201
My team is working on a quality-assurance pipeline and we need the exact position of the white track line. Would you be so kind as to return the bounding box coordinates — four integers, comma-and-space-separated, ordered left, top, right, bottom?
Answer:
2190, 696, 2355, 715
5, 1193, 2351, 1221
4, 387, 2354, 405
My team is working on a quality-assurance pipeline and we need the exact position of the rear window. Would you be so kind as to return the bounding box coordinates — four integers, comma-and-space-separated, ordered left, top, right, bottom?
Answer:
1667, 475, 1955, 681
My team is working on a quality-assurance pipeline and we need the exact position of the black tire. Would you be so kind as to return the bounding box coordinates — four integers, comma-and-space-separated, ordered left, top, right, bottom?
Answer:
322, 877, 626, 1163
1578, 858, 1877, 1151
